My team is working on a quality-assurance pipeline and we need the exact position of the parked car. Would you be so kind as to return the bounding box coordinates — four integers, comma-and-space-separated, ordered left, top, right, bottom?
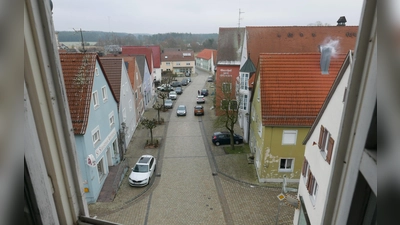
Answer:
212, 132, 244, 146
207, 76, 214, 82
157, 84, 174, 92
129, 155, 156, 187
181, 78, 189, 86
201, 89, 209, 96
164, 99, 173, 109
185, 72, 191, 77
194, 105, 204, 116
176, 105, 187, 116
187, 77, 191, 83
169, 91, 177, 100
196, 95, 205, 104
170, 81, 181, 87
175, 86, 183, 95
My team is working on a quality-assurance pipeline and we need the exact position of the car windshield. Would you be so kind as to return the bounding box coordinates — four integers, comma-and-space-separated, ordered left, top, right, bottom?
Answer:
165, 100, 172, 103
178, 106, 185, 110
133, 164, 149, 173
195, 106, 203, 109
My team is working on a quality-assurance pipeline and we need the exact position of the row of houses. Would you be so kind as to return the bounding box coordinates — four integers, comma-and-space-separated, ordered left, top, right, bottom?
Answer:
213, 8, 376, 225
56, 42, 212, 203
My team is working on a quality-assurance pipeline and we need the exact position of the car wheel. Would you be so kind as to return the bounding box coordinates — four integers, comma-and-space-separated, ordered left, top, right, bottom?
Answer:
235, 140, 239, 144
215, 142, 220, 146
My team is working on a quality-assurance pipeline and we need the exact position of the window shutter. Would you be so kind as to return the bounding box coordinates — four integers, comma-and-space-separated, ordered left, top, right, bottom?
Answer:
326, 137, 335, 164
302, 158, 308, 177
318, 125, 324, 149
306, 170, 313, 193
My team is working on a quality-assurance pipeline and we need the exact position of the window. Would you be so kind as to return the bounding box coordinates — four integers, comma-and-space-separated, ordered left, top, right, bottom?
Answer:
101, 86, 108, 102
166, 62, 170, 65
135, 91, 138, 99
318, 125, 335, 164
258, 122, 262, 137
95, 68, 99, 76
109, 112, 115, 127
302, 158, 310, 183
240, 73, 249, 90
176, 63, 180, 65
97, 158, 106, 181
136, 72, 138, 80
257, 87, 260, 102
92, 91, 99, 109
222, 82, 231, 93
241, 94, 248, 110
186, 62, 190, 65
92, 126, 101, 146
129, 100, 132, 111
112, 139, 118, 155
306, 170, 318, 204
279, 158, 294, 172
221, 99, 237, 110
282, 130, 297, 145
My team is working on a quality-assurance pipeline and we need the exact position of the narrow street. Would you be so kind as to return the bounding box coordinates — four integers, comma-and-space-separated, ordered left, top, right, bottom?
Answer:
88, 69, 294, 225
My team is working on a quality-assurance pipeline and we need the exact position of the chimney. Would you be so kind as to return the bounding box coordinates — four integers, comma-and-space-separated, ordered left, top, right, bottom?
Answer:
337, 16, 347, 26
320, 45, 332, 74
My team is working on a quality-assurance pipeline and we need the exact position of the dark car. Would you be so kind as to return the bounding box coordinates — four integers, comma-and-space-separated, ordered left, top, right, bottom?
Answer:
176, 105, 187, 116
207, 76, 214, 82
170, 81, 181, 87
181, 78, 189, 86
164, 99, 173, 109
194, 105, 204, 116
201, 89, 209, 96
175, 86, 183, 95
212, 132, 243, 146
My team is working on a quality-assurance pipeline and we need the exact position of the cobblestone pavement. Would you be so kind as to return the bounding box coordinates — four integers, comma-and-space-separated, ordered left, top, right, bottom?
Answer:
88, 69, 295, 225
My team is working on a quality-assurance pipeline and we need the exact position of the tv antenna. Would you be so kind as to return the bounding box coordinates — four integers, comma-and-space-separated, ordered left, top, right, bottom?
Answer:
73, 28, 86, 52
238, 8, 244, 28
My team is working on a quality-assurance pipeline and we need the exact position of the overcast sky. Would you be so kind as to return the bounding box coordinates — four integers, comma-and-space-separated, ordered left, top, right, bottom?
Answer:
52, 0, 365, 34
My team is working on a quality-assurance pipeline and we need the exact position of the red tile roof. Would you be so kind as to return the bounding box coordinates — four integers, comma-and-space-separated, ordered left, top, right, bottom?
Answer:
59, 52, 97, 134
121, 46, 153, 73
246, 26, 358, 68
196, 49, 217, 61
147, 46, 161, 68
259, 53, 347, 126
99, 58, 123, 103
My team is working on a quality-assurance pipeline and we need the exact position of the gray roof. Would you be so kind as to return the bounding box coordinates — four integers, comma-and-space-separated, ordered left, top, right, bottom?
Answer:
217, 27, 245, 63
240, 58, 256, 73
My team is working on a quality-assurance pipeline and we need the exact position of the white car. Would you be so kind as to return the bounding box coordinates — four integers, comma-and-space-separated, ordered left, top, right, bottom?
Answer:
169, 91, 177, 100
129, 155, 156, 187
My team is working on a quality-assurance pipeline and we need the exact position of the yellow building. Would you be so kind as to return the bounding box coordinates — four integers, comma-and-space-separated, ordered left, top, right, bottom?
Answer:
249, 52, 347, 183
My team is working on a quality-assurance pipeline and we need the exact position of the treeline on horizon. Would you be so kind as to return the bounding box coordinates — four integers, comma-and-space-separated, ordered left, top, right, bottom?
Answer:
57, 31, 219, 51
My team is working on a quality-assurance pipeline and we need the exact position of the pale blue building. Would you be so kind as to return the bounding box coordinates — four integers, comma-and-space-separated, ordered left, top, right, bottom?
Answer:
60, 52, 121, 203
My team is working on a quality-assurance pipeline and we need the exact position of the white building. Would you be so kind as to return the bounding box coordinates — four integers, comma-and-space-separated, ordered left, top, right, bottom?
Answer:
293, 52, 353, 224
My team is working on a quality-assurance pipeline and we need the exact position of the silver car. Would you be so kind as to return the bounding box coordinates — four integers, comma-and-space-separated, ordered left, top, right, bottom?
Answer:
169, 91, 177, 100
176, 105, 187, 116
129, 155, 156, 187
164, 99, 173, 109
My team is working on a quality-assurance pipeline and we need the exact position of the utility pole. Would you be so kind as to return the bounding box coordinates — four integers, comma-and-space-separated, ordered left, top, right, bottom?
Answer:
73, 28, 86, 52
238, 8, 244, 28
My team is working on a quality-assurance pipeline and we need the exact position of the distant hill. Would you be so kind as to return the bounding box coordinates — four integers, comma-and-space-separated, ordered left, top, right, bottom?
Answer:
56, 31, 219, 51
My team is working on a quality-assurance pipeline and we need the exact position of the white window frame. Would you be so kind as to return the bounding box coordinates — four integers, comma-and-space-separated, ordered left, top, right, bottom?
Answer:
166, 62, 170, 65
321, 129, 330, 156
112, 139, 118, 155
176, 62, 181, 66
95, 67, 99, 76
257, 86, 260, 102
135, 91, 138, 99
311, 180, 318, 202
109, 112, 115, 127
129, 99, 133, 111
282, 130, 298, 145
278, 158, 294, 172
258, 121, 262, 137
101, 86, 108, 102
91, 126, 101, 146
222, 82, 232, 93
97, 157, 106, 182
92, 91, 99, 109
186, 62, 190, 65
241, 94, 248, 110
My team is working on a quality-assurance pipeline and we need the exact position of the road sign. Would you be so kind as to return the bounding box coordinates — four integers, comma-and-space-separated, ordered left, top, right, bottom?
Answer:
277, 193, 285, 201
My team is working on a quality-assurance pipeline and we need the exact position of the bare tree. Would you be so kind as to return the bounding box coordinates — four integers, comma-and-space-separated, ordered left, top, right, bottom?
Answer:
140, 118, 158, 145
153, 102, 163, 123
213, 77, 241, 150
157, 91, 169, 111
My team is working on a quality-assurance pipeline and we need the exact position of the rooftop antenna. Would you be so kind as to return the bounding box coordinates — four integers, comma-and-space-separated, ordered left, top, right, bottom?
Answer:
73, 28, 86, 52
238, 8, 244, 28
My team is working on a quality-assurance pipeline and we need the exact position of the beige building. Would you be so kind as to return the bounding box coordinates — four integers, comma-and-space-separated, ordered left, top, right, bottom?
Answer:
160, 49, 195, 76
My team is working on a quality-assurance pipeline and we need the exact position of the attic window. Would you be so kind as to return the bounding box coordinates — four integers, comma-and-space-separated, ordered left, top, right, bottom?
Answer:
165, 56, 168, 58
183, 53, 191, 56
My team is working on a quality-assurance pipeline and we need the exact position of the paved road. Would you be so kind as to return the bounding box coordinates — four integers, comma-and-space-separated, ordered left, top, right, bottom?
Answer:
88, 69, 295, 225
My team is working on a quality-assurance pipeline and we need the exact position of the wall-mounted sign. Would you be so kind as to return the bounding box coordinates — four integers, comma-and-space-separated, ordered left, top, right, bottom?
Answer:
86, 154, 96, 167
